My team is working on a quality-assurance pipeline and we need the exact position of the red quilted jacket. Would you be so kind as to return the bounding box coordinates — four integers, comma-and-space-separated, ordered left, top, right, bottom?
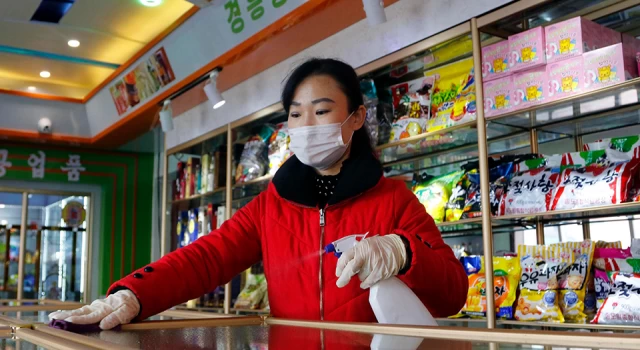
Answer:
109, 148, 467, 323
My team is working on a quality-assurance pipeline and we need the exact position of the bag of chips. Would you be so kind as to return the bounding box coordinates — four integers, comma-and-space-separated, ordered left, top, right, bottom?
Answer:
592, 242, 625, 311
593, 272, 640, 324
458, 256, 521, 319
584, 135, 640, 153
425, 58, 476, 132
234, 273, 267, 310
267, 122, 293, 175
550, 241, 595, 323
413, 170, 464, 223
499, 166, 559, 216
551, 161, 640, 211
515, 245, 573, 322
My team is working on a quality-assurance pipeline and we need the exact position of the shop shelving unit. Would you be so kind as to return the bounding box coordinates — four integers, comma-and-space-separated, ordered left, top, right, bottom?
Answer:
161, 0, 640, 334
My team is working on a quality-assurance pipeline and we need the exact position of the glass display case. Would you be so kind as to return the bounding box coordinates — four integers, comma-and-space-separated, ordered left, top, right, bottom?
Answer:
160, 0, 640, 336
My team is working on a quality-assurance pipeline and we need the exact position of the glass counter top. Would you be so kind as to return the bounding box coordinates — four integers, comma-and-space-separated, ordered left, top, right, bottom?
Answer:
29, 318, 634, 350
0, 310, 187, 325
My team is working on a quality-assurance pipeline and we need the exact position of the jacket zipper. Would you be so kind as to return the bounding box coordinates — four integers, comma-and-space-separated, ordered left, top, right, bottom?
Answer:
319, 208, 326, 321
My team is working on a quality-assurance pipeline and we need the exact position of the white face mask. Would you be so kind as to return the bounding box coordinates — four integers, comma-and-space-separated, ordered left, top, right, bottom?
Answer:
289, 112, 355, 170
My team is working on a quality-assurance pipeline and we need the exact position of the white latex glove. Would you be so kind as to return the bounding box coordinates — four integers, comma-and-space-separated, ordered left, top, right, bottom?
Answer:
336, 234, 407, 289
48, 290, 140, 330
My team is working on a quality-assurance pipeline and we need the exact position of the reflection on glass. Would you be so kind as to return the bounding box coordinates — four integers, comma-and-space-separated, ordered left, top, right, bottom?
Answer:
0, 191, 24, 299
24, 194, 89, 302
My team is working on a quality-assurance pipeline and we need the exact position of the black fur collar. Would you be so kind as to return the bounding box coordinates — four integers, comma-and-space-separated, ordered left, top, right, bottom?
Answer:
272, 147, 383, 208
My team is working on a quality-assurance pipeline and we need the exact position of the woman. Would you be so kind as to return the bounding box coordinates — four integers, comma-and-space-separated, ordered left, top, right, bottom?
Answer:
50, 58, 468, 330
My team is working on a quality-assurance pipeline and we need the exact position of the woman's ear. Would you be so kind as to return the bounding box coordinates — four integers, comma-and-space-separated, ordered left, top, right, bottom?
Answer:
352, 105, 367, 130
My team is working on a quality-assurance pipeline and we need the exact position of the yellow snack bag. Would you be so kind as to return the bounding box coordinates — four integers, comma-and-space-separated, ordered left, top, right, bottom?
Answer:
457, 256, 520, 319
549, 241, 595, 323
515, 245, 572, 323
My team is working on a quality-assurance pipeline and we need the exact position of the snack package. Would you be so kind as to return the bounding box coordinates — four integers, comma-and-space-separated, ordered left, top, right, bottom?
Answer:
551, 160, 640, 211
458, 256, 521, 319
583, 135, 640, 153
550, 241, 595, 323
512, 66, 547, 111
448, 163, 513, 221
515, 245, 572, 322
267, 122, 293, 175
499, 166, 559, 216
546, 55, 584, 103
389, 76, 434, 121
234, 273, 267, 310
594, 247, 632, 309
544, 17, 621, 64
413, 170, 464, 223
593, 272, 640, 325
425, 58, 476, 132
508, 26, 546, 73
236, 125, 275, 183
483, 76, 514, 118
481, 40, 510, 82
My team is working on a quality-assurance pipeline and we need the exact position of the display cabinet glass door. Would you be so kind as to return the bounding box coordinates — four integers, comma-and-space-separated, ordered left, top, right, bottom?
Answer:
0, 191, 25, 299
39, 227, 84, 301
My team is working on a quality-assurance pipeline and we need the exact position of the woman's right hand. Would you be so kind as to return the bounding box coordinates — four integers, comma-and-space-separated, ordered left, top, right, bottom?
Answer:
48, 290, 140, 330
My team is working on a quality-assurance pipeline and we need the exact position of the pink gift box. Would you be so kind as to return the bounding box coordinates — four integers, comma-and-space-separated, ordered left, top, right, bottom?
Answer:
546, 55, 584, 103
508, 27, 546, 73
512, 66, 548, 111
583, 43, 638, 93
482, 41, 510, 82
545, 17, 620, 64
483, 76, 514, 118
622, 34, 640, 78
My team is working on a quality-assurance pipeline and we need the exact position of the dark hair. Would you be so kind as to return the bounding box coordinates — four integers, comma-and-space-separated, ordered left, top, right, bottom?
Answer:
281, 58, 372, 154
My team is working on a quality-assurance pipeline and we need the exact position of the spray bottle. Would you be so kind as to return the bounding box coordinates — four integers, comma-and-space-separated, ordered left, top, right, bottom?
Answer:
325, 234, 437, 350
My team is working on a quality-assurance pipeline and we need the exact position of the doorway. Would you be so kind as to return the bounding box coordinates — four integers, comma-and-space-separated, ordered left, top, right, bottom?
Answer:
0, 190, 91, 302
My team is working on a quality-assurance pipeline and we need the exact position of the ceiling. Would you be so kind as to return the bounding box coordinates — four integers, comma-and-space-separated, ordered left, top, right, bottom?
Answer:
0, 0, 194, 100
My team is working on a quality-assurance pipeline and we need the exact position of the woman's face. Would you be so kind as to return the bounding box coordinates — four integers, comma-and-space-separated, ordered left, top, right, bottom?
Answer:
287, 75, 365, 144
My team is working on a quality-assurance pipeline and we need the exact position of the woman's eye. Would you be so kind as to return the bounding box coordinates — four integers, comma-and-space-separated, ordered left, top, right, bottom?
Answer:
289, 112, 300, 118
316, 110, 330, 116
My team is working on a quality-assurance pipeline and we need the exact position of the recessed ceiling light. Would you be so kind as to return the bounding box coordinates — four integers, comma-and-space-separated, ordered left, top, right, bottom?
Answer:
68, 39, 80, 48
139, 0, 162, 7
27, 86, 36, 91
40, 71, 51, 78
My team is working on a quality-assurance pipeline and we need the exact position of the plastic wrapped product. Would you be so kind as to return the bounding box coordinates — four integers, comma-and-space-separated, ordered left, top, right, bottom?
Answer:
515, 245, 573, 322
426, 58, 476, 132
499, 167, 559, 216
236, 125, 275, 184
364, 103, 380, 148
584, 135, 640, 152
234, 273, 267, 310
268, 122, 293, 175
594, 247, 632, 310
413, 170, 464, 223
458, 256, 521, 319
551, 161, 640, 211
593, 272, 640, 325
550, 241, 595, 323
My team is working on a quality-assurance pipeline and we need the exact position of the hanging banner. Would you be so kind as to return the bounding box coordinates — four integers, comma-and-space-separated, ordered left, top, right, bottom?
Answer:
109, 47, 176, 115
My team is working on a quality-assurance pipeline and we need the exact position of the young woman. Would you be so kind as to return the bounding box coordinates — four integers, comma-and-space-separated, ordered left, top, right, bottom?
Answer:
50, 58, 468, 330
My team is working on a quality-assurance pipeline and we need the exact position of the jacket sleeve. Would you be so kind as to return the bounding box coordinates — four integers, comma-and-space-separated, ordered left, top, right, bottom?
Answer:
108, 192, 265, 321
391, 184, 468, 317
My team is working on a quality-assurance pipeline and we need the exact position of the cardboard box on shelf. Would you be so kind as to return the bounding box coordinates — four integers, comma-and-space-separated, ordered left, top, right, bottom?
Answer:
482, 40, 510, 82
546, 55, 584, 103
483, 75, 514, 118
583, 43, 638, 93
511, 66, 548, 111
622, 33, 640, 78
545, 17, 620, 64
508, 27, 546, 73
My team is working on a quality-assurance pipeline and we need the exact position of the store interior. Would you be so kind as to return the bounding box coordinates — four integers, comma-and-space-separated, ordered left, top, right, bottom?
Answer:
2, 0, 640, 348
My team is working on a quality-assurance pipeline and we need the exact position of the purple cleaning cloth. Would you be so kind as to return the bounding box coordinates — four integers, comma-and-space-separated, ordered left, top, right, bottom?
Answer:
48, 319, 121, 333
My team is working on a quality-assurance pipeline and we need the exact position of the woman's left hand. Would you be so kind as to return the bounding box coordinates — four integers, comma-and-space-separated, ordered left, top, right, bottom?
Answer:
335, 234, 408, 289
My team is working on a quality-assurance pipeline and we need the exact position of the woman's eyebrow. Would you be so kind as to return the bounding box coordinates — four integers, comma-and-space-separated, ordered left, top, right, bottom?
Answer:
312, 97, 335, 104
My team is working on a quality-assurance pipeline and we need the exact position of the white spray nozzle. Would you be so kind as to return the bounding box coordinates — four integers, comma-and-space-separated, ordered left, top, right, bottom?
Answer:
324, 233, 367, 258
